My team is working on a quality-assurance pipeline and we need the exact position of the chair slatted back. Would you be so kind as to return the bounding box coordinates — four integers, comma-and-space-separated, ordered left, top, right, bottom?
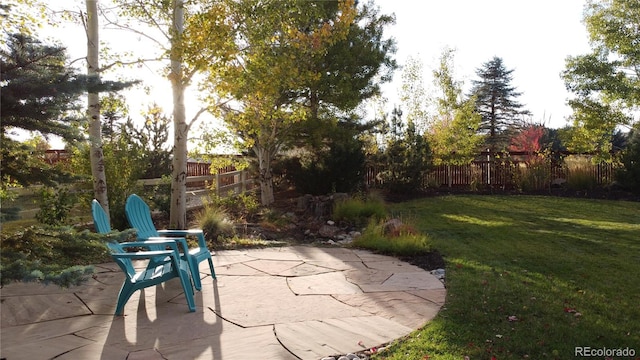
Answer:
91, 202, 136, 278
125, 194, 160, 239
91, 199, 111, 234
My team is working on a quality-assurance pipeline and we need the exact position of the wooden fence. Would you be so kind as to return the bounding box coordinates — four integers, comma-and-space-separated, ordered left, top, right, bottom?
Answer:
139, 169, 255, 198
366, 153, 618, 190
43, 150, 254, 198
43, 150, 617, 192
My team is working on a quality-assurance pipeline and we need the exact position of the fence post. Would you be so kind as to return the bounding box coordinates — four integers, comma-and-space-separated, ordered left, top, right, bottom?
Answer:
215, 173, 221, 197
486, 151, 491, 185
241, 170, 246, 192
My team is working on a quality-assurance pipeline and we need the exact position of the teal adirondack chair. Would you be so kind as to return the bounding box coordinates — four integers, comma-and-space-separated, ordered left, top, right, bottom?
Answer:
92, 200, 196, 315
125, 194, 216, 290
92, 199, 112, 234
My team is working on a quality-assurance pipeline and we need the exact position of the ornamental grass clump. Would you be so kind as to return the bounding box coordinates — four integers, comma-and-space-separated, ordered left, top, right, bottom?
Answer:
565, 156, 599, 191
195, 202, 235, 246
332, 195, 387, 227
351, 219, 432, 257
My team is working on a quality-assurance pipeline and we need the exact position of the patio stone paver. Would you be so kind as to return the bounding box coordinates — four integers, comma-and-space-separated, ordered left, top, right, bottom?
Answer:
0, 246, 445, 360
243, 258, 305, 275
287, 271, 363, 295
1, 334, 95, 359
275, 316, 412, 359
332, 292, 443, 329
1, 293, 91, 326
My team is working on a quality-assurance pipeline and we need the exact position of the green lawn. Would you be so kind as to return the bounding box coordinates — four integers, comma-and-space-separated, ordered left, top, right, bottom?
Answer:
379, 195, 640, 360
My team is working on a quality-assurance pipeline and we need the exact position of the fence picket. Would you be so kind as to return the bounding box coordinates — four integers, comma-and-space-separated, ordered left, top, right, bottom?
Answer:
41, 150, 618, 191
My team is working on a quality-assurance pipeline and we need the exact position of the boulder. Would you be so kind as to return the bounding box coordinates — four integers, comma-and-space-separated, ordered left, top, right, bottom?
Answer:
332, 192, 349, 203
318, 224, 339, 238
383, 218, 403, 235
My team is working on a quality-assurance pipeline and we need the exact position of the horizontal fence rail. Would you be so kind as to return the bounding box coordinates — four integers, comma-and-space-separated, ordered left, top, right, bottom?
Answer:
41, 150, 618, 192
138, 171, 255, 198
40, 150, 255, 202
215, 170, 256, 196
366, 152, 619, 190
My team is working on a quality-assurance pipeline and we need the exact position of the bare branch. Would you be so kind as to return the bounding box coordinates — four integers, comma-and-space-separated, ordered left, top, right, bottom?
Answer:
98, 56, 165, 73
133, 0, 171, 42
69, 56, 86, 67
187, 107, 209, 129
98, 3, 168, 49
100, 22, 167, 50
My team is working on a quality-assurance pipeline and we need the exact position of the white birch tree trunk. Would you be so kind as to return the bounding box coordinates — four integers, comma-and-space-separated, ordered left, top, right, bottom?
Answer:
169, 0, 188, 228
86, 0, 109, 218
255, 145, 274, 206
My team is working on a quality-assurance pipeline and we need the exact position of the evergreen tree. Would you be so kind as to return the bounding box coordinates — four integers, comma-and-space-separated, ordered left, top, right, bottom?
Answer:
616, 124, 640, 193
381, 107, 431, 193
469, 56, 530, 150
0, 34, 130, 188
2, 34, 87, 142
307, 0, 397, 118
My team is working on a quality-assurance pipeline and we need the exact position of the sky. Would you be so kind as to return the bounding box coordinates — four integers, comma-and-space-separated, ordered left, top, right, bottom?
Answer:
34, 0, 592, 148
374, 0, 591, 129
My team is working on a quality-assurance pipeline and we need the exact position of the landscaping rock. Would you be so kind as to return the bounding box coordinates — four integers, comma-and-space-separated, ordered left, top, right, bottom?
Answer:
297, 194, 315, 212
430, 268, 445, 281
332, 192, 349, 203
296, 193, 350, 219
318, 224, 340, 238
383, 218, 403, 235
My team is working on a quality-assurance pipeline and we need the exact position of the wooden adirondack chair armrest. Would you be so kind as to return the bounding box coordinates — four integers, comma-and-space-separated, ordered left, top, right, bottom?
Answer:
146, 237, 190, 254
110, 250, 176, 260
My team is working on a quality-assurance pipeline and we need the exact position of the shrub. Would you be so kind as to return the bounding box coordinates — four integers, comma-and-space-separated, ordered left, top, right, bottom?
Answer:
515, 157, 552, 192
69, 141, 144, 230
0, 226, 134, 287
351, 219, 432, 257
208, 192, 260, 222
280, 125, 366, 195
35, 186, 77, 226
565, 156, 598, 191
332, 195, 386, 227
616, 125, 640, 193
142, 175, 172, 215
195, 202, 235, 245
259, 208, 291, 231
379, 108, 432, 193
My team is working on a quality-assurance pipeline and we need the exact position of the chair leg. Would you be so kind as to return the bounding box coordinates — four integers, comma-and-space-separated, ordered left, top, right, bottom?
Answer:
208, 257, 216, 279
178, 269, 196, 312
115, 283, 135, 316
189, 257, 203, 291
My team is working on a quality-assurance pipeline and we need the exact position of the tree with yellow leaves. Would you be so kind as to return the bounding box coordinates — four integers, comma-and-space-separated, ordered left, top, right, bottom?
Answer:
198, 0, 357, 206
